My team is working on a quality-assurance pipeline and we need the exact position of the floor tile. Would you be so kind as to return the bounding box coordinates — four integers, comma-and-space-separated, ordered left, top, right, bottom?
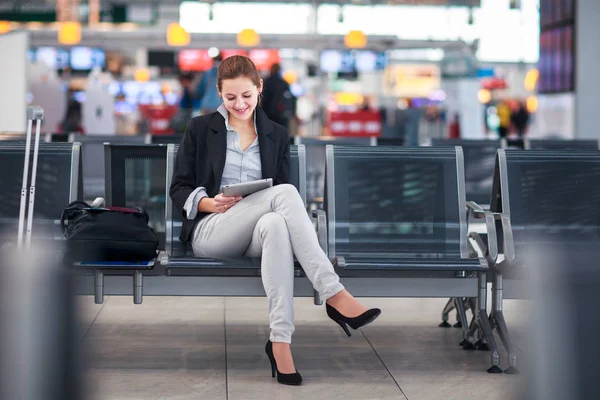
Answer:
359, 298, 527, 400
77, 295, 106, 340
83, 297, 227, 400
225, 298, 407, 400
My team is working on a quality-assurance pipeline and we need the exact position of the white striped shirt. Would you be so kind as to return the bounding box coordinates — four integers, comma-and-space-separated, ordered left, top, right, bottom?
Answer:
183, 104, 262, 219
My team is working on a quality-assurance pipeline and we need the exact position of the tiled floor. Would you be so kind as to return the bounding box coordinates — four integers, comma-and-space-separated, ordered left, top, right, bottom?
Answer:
78, 296, 529, 400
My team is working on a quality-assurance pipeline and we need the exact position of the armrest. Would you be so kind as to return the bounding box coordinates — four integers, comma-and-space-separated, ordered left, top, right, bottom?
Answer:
469, 232, 495, 266
496, 213, 515, 262
466, 204, 498, 263
466, 201, 485, 218
312, 209, 328, 256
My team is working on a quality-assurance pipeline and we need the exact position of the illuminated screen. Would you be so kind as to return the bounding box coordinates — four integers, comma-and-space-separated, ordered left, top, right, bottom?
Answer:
320, 50, 387, 73
538, 25, 573, 93
36, 47, 69, 69
70, 47, 105, 70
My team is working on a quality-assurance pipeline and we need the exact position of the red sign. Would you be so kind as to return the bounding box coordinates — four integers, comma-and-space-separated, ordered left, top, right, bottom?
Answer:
481, 77, 508, 90
327, 110, 382, 137
221, 49, 248, 59
178, 49, 213, 71
138, 105, 178, 135
248, 49, 280, 71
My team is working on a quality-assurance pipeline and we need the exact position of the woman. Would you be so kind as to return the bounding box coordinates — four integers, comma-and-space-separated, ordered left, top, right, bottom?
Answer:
170, 56, 381, 386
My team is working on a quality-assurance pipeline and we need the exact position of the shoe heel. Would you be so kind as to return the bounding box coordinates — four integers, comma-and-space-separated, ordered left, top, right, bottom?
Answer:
336, 319, 352, 337
265, 341, 277, 378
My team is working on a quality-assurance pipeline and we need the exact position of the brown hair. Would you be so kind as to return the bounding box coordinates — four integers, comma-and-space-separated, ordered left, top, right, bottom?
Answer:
217, 55, 262, 93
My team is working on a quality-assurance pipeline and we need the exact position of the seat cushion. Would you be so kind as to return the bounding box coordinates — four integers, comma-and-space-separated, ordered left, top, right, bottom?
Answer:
165, 251, 304, 277
332, 255, 485, 277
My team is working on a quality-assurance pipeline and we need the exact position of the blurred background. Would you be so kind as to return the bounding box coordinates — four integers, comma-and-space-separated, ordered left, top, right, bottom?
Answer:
0, 0, 571, 144
3, 1, 599, 399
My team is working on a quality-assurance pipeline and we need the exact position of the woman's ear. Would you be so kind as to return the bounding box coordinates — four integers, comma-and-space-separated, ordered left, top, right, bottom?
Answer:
258, 79, 264, 93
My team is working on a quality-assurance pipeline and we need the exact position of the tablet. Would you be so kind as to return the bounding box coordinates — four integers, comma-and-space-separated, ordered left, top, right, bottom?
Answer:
222, 178, 273, 197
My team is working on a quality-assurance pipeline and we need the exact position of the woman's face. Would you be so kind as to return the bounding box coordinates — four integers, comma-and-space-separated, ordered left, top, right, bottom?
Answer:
218, 76, 262, 123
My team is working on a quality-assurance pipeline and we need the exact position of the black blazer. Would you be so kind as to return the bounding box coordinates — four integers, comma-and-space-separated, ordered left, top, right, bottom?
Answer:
169, 107, 290, 242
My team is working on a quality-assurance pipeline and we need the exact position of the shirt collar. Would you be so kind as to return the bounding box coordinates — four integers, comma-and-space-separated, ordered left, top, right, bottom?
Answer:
217, 103, 257, 133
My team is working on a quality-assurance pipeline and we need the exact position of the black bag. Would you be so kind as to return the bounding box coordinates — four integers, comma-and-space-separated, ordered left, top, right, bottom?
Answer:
60, 201, 159, 262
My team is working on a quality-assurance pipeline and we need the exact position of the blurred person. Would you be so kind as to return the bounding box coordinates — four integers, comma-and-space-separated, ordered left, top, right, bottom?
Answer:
497, 100, 512, 138
178, 72, 198, 111
173, 73, 198, 133
262, 63, 295, 129
195, 52, 223, 114
449, 112, 461, 139
360, 96, 371, 111
170, 55, 381, 386
60, 90, 84, 134
512, 100, 530, 138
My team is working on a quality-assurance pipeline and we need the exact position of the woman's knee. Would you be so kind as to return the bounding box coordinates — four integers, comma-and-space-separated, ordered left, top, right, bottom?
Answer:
271, 184, 304, 208
256, 212, 288, 237
273, 183, 299, 197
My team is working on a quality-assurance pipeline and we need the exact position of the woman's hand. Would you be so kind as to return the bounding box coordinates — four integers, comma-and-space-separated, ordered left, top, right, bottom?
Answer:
213, 193, 242, 213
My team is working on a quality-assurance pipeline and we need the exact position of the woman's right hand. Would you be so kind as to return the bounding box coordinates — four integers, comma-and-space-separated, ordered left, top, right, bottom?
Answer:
213, 193, 242, 213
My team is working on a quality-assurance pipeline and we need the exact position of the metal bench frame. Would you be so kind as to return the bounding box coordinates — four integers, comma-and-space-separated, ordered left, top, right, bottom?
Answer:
315, 144, 503, 372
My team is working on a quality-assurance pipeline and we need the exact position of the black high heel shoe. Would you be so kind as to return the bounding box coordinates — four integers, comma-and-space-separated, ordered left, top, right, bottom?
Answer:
326, 303, 381, 337
265, 340, 303, 386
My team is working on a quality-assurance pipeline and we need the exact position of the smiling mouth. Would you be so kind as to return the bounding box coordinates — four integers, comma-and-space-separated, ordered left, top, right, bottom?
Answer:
234, 107, 249, 113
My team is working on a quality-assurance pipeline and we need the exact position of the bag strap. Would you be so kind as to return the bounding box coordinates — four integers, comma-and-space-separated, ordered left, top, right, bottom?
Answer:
60, 201, 90, 236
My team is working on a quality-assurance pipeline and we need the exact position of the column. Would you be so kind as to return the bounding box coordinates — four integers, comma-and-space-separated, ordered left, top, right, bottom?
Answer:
575, 0, 600, 139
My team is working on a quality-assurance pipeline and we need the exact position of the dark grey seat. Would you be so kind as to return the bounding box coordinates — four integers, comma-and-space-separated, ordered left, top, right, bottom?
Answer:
319, 145, 502, 372
503, 138, 524, 149
163, 143, 307, 276
0, 142, 82, 244
485, 149, 600, 374
375, 137, 405, 146
431, 139, 501, 206
104, 144, 168, 251
151, 134, 183, 145
525, 138, 599, 150
69, 134, 151, 200
293, 136, 376, 208
78, 144, 167, 305
322, 146, 486, 274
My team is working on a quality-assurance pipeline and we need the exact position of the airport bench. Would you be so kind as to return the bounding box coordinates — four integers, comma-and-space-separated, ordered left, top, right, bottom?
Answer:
318, 145, 503, 372
0, 142, 82, 245
524, 138, 600, 150
484, 148, 600, 374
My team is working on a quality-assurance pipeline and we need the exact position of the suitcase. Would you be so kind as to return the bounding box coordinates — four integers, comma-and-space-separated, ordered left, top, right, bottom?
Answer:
16, 105, 45, 250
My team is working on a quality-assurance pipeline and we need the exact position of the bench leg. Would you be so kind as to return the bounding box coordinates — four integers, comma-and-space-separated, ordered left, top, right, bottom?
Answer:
94, 270, 104, 304
454, 297, 470, 342
477, 272, 502, 373
133, 271, 143, 305
462, 310, 478, 349
491, 271, 519, 374
439, 297, 455, 327
453, 298, 466, 328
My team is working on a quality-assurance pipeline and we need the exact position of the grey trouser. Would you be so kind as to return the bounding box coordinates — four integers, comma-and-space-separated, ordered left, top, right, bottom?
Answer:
191, 184, 345, 343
